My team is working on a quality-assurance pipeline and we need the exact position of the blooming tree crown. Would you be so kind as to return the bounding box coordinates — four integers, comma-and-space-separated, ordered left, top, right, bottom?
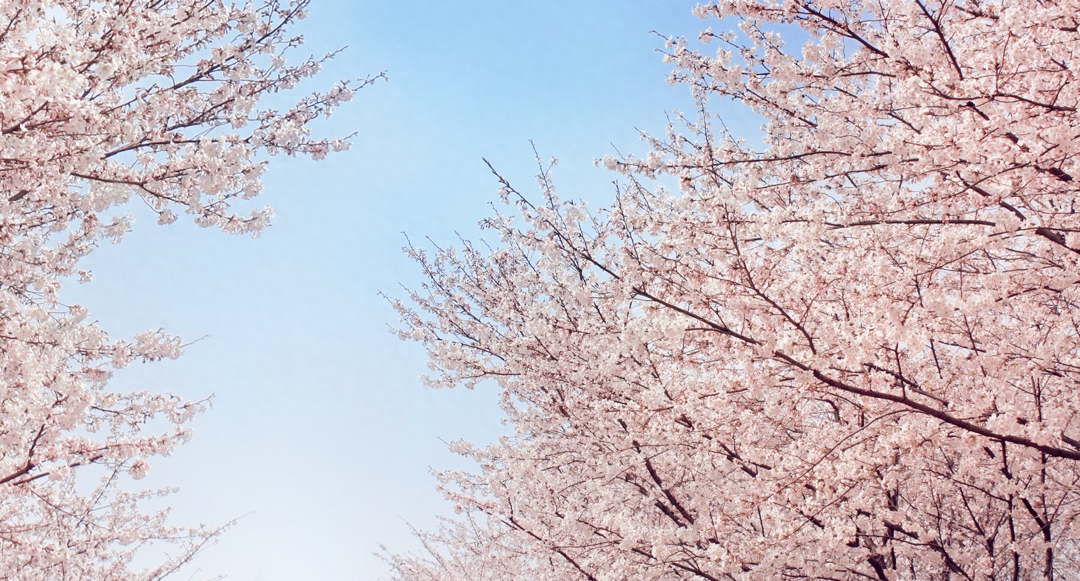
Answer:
389, 2, 1080, 580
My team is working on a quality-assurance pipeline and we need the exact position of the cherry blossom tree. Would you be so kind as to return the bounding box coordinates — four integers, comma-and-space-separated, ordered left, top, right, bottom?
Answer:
0, 1, 372, 578
391, 1, 1080, 579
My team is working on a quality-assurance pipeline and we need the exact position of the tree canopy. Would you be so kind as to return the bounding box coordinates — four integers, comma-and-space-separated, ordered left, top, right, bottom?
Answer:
388, 2, 1080, 580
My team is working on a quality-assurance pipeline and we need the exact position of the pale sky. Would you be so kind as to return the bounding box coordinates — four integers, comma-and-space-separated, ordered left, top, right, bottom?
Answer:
59, 2, 756, 579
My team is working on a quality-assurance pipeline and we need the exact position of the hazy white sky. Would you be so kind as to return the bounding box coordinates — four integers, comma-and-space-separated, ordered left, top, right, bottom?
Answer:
60, 2, 756, 579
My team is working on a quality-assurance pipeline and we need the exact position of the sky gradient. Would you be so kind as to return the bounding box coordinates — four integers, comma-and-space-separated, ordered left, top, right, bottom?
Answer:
59, 2, 757, 579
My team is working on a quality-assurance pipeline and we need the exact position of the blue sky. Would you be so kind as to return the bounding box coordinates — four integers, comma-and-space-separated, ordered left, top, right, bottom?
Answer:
60, 2, 757, 579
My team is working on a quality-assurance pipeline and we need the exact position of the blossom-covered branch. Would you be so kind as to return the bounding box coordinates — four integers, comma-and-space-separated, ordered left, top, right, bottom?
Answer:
0, 1, 371, 578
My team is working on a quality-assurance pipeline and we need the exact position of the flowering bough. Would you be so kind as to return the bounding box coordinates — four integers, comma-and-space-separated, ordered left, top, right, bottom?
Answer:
0, 0, 374, 578
391, 1, 1080, 580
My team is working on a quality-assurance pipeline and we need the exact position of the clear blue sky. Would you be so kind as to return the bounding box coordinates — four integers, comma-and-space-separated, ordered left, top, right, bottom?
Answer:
60, 2, 756, 579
